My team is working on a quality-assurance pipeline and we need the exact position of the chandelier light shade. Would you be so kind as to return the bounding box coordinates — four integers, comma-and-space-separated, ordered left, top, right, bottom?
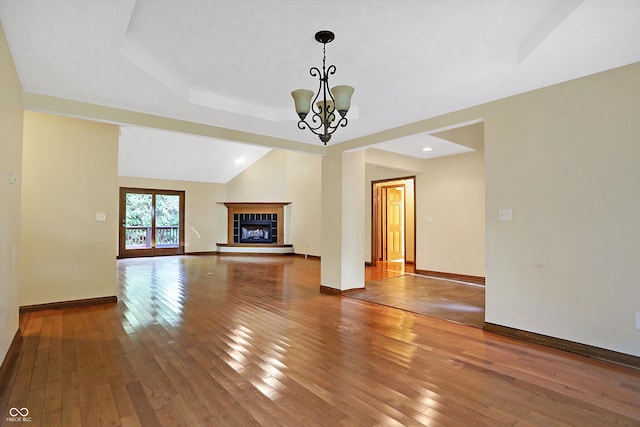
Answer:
291, 89, 314, 118
291, 30, 354, 145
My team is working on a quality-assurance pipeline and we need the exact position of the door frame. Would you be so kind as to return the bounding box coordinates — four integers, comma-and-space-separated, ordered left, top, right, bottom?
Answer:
118, 187, 186, 258
371, 176, 416, 267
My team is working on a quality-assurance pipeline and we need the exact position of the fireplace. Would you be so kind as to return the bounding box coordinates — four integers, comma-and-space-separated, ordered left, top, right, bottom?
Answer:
219, 202, 291, 250
235, 214, 277, 244
218, 202, 292, 253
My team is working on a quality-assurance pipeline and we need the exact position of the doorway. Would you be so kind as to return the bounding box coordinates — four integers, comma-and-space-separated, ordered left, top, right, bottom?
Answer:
371, 176, 416, 271
118, 187, 185, 258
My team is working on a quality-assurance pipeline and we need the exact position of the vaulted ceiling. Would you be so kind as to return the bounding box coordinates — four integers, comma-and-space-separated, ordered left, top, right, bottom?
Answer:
2, 1, 639, 182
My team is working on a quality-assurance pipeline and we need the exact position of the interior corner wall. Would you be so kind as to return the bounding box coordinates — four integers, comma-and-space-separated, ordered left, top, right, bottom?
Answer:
20, 111, 119, 306
283, 151, 322, 257
225, 150, 288, 202
117, 177, 227, 255
0, 20, 23, 362
224, 149, 322, 256
415, 149, 485, 277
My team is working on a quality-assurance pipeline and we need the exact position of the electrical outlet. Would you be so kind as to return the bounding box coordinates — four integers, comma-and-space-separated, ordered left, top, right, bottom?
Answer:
453, 255, 459, 264
95, 212, 107, 222
636, 312, 640, 330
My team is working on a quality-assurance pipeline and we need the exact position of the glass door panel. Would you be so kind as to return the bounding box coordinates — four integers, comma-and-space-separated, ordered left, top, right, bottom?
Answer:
125, 192, 153, 250
155, 194, 180, 248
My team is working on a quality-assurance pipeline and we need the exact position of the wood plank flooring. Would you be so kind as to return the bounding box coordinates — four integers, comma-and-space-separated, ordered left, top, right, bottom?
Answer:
351, 274, 485, 328
1, 255, 639, 426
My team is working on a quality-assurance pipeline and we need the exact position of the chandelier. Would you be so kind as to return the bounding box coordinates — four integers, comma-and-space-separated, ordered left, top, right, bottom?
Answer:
291, 30, 354, 145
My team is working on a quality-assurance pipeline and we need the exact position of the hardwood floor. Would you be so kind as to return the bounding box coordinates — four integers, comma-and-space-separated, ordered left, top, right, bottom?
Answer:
2, 255, 639, 426
364, 260, 411, 282
352, 274, 485, 328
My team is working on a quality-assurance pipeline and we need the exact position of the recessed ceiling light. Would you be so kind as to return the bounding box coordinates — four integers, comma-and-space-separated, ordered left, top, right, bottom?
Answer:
234, 157, 245, 165
422, 147, 433, 152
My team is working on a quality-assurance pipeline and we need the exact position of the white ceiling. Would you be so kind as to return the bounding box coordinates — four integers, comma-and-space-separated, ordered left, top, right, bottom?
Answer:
373, 134, 474, 160
118, 127, 272, 183
2, 0, 640, 182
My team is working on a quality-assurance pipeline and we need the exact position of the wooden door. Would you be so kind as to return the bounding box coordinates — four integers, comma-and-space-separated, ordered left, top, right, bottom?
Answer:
119, 188, 185, 258
386, 186, 404, 261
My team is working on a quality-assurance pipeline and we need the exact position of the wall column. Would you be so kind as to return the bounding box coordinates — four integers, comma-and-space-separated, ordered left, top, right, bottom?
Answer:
320, 147, 365, 292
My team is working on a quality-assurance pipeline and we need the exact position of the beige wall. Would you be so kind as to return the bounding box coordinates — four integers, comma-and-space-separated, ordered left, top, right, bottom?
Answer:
20, 112, 119, 306
117, 177, 227, 254
283, 151, 322, 256
225, 150, 288, 202
0, 22, 23, 362
416, 149, 485, 276
482, 63, 640, 356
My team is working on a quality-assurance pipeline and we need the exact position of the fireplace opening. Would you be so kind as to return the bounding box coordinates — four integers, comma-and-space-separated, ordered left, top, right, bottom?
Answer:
241, 222, 271, 243
233, 213, 278, 244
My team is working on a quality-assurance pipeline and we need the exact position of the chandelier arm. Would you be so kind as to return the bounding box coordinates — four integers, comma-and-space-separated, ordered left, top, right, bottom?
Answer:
297, 120, 321, 132
298, 116, 347, 138
310, 71, 325, 116
324, 116, 349, 136
307, 116, 326, 132
297, 114, 326, 133
297, 118, 332, 146
326, 65, 337, 107
309, 66, 321, 79
298, 108, 347, 136
308, 75, 327, 131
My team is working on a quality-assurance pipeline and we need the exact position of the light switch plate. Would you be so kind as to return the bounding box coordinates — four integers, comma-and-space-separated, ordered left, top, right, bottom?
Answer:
499, 209, 513, 221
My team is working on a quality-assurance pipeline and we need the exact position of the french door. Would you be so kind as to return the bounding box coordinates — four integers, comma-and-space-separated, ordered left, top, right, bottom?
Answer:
118, 188, 185, 258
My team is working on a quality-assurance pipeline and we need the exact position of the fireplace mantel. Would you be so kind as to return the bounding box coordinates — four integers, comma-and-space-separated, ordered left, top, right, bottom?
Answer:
221, 202, 291, 209
217, 202, 292, 254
